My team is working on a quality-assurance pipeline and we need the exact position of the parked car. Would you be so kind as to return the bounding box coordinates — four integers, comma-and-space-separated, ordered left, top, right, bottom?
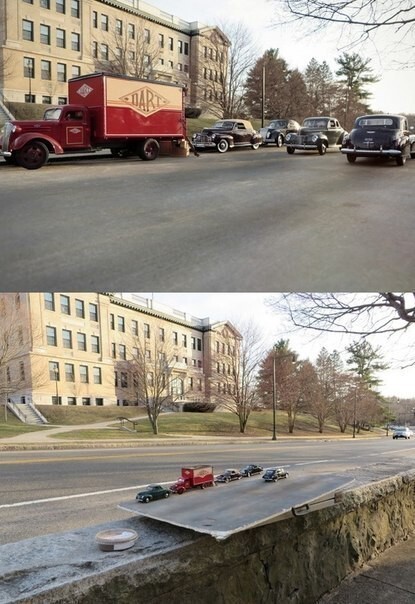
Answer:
340, 114, 415, 166
285, 117, 346, 155
392, 427, 413, 440
259, 119, 300, 147
240, 464, 263, 477
262, 467, 289, 482
215, 469, 243, 483
136, 484, 171, 503
192, 120, 262, 153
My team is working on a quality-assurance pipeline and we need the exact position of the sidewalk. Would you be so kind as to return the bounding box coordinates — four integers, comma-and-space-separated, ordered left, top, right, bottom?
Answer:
319, 535, 415, 603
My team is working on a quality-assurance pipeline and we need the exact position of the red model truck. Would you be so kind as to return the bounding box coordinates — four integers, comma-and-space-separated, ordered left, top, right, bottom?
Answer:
170, 466, 215, 494
0, 72, 187, 169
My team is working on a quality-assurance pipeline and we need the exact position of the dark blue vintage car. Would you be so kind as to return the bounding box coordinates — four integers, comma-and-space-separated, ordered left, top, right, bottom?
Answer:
285, 117, 346, 155
341, 114, 415, 166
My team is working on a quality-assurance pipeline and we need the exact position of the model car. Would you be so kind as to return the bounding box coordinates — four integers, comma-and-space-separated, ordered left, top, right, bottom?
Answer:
392, 427, 413, 440
285, 117, 346, 155
259, 119, 300, 147
136, 484, 171, 503
215, 469, 243, 483
192, 120, 262, 153
240, 464, 263, 477
340, 114, 415, 166
262, 467, 289, 482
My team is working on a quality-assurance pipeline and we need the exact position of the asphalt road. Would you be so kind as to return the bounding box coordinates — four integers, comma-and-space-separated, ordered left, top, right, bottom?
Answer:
1, 147, 414, 291
1, 438, 415, 545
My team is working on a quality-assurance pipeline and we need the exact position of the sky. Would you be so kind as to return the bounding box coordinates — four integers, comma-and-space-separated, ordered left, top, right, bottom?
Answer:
150, 0, 415, 114
136, 292, 415, 400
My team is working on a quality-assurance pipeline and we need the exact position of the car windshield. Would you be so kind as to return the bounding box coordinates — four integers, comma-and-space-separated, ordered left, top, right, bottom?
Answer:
303, 119, 328, 129
211, 121, 235, 130
268, 120, 287, 128
43, 107, 62, 120
357, 117, 397, 128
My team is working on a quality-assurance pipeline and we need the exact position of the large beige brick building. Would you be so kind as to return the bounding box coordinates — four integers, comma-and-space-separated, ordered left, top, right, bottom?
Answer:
0, 292, 241, 408
0, 0, 228, 113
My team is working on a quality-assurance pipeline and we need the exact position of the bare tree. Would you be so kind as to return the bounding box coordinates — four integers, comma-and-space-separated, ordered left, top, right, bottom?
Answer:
124, 335, 187, 435
213, 321, 264, 433
312, 347, 340, 432
199, 22, 257, 118
271, 293, 415, 336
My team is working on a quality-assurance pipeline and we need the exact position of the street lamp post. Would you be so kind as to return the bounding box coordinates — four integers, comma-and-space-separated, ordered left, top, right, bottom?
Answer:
352, 383, 358, 438
272, 350, 277, 440
261, 63, 266, 128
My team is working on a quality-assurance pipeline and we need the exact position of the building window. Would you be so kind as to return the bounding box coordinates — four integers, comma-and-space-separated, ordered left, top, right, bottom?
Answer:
57, 63, 67, 82
22, 20, 34, 42
173, 331, 178, 345
119, 344, 126, 360
72, 65, 81, 78
145, 349, 151, 361
40, 24, 51, 45
41, 59, 51, 80
178, 40, 183, 54
23, 0, 34, 4
58, 96, 67, 104
188, 377, 193, 390
184, 42, 189, 55
49, 361, 59, 381
95, 398, 103, 406
111, 343, 116, 358
131, 320, 138, 336
80, 365, 89, 383
159, 58, 164, 66
71, 32, 80, 52
158, 33, 164, 48
82, 397, 90, 406
184, 64, 189, 73
159, 327, 165, 342
75, 298, 84, 318
23, 57, 35, 79
182, 357, 187, 365
144, 28, 150, 43
168, 37, 173, 50
144, 323, 150, 338
62, 329, 72, 349
198, 359, 202, 368
44, 293, 55, 311
56, 28, 66, 48
25, 93, 36, 102
20, 361, 25, 381
115, 19, 123, 35
128, 23, 135, 39
182, 334, 187, 347
68, 397, 76, 405
144, 54, 151, 66
178, 63, 183, 72
56, 0, 65, 14
60, 294, 70, 315
121, 372, 128, 388
93, 367, 102, 384
77, 332, 86, 351
71, 0, 80, 18
198, 378, 202, 391
147, 372, 154, 387
89, 303, 98, 322
92, 11, 98, 28
91, 335, 100, 354
197, 338, 202, 351
42, 95, 52, 104
101, 14, 109, 31
100, 43, 108, 61
65, 363, 75, 382
118, 316, 125, 332
46, 326, 57, 346
191, 337, 196, 350
114, 371, 118, 386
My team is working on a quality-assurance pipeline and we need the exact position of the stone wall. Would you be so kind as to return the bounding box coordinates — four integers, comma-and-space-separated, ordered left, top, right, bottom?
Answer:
1, 470, 415, 604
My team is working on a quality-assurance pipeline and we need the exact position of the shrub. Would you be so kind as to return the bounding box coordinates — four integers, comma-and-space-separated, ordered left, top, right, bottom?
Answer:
182, 402, 216, 413
185, 106, 202, 119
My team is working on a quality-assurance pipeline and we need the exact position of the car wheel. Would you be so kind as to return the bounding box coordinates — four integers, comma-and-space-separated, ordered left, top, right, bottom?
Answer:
251, 142, 260, 150
16, 141, 49, 170
347, 154, 357, 163
275, 134, 283, 147
164, 492, 170, 498
287, 147, 295, 155
217, 139, 229, 153
143, 496, 150, 503
225, 477, 230, 483
396, 155, 406, 166
318, 142, 327, 155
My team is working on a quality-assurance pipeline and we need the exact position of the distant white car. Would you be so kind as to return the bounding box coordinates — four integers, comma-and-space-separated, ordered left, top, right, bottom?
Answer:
392, 427, 413, 439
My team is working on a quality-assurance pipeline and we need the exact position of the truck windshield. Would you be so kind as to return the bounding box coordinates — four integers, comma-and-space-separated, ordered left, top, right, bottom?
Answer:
44, 108, 62, 120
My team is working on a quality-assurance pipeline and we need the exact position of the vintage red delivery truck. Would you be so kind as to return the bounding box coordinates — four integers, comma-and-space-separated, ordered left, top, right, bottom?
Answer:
0, 72, 187, 169
170, 466, 215, 494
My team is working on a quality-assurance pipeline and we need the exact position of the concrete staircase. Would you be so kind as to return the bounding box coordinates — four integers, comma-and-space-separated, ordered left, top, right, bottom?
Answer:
7, 401, 48, 425
0, 95, 14, 125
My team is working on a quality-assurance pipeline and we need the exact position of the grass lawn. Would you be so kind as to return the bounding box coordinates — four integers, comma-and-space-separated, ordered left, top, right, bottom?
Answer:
0, 414, 52, 439
36, 405, 146, 425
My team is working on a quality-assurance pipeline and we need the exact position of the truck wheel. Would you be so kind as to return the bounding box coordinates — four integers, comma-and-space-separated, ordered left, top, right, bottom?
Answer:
287, 147, 295, 154
217, 139, 229, 153
177, 488, 184, 495
138, 138, 160, 161
17, 141, 49, 170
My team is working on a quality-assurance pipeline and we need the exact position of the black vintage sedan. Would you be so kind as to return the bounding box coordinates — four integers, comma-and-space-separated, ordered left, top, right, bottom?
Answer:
341, 114, 415, 166
285, 117, 346, 155
259, 118, 300, 147
192, 120, 262, 153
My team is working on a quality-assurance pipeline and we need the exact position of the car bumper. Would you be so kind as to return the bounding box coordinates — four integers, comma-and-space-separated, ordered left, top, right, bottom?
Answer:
0, 150, 12, 158
287, 143, 318, 151
193, 141, 216, 149
341, 148, 402, 157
